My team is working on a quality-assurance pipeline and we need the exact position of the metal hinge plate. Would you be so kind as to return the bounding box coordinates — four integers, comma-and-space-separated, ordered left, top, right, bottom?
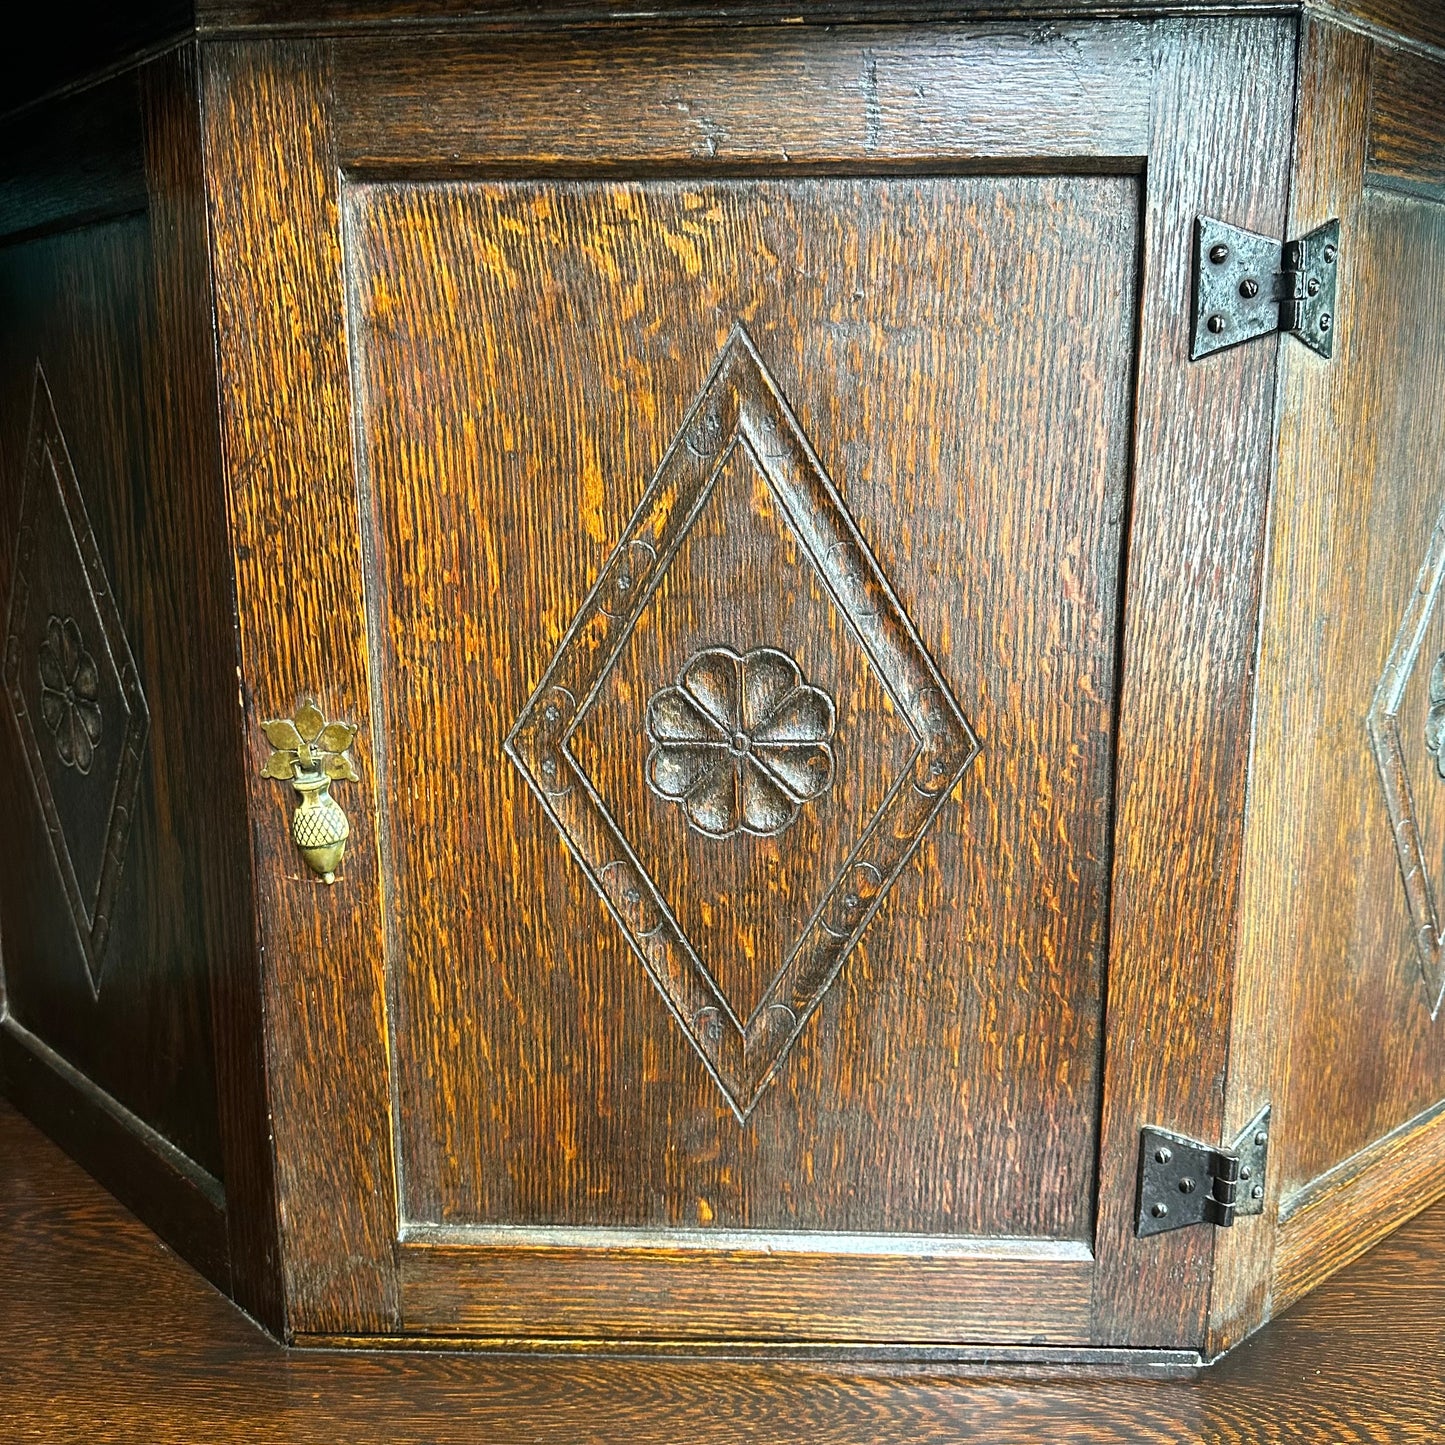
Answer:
1190, 217, 1339, 361
1136, 1104, 1271, 1237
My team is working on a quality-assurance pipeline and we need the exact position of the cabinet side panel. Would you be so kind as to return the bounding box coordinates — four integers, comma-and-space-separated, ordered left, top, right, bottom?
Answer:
1263, 28, 1445, 1315
0, 49, 261, 1298
1207, 18, 1375, 1355
141, 45, 281, 1332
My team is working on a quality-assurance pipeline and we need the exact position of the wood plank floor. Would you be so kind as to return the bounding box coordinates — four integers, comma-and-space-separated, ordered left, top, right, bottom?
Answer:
1, 1099, 1440, 1443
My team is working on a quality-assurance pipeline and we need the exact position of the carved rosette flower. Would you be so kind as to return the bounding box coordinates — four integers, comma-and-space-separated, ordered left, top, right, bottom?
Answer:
1427, 653, 1445, 780
646, 646, 836, 839
38, 616, 102, 774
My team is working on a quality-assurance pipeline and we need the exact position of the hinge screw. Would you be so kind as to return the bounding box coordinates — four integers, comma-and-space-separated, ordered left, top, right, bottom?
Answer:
1252, 1184, 1264, 1200
1178, 1177, 1197, 1194
1307, 277, 1321, 296
1209, 244, 1230, 264
1255, 1131, 1268, 1147
1152, 1202, 1169, 1218
1240, 1165, 1252, 1181
1238, 278, 1259, 299
1323, 243, 1337, 264
1318, 314, 1332, 333
1207, 315, 1226, 335
1155, 1147, 1172, 1165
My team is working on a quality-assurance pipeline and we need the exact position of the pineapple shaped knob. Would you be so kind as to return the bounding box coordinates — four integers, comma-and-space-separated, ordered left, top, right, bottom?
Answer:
260, 700, 359, 884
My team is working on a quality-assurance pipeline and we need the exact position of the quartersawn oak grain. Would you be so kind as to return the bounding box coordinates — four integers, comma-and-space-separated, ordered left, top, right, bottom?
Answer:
349, 172, 1132, 1247
1265, 51, 1445, 1209
7, 0, 1445, 1369
1366, 42, 1445, 200
201, 37, 399, 1335
333, 23, 1152, 173
0, 44, 269, 1318
1205, 15, 1375, 1358
1089, 15, 1296, 1348
6, 1097, 1445, 1443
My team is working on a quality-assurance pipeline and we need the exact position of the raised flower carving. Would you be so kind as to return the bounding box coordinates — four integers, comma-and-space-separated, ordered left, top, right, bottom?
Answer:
646, 645, 836, 839
38, 615, 102, 774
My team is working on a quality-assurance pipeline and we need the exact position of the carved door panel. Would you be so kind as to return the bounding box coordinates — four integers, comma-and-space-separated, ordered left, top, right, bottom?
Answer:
349, 172, 1130, 1335
204, 18, 1295, 1345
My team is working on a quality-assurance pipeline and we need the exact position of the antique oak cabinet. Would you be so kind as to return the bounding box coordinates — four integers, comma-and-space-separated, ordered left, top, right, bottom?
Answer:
2, 0, 1444, 1368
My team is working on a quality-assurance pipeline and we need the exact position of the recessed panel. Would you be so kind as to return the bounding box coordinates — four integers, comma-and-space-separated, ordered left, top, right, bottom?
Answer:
348, 175, 1138, 1239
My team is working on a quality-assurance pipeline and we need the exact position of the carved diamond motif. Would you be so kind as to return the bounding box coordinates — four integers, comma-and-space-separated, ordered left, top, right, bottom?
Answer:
1368, 506, 1445, 1018
3, 366, 150, 995
506, 325, 979, 1118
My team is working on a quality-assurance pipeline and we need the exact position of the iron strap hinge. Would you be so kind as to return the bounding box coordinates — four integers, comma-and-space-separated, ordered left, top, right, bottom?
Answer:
1190, 217, 1340, 361
1135, 1104, 1271, 1238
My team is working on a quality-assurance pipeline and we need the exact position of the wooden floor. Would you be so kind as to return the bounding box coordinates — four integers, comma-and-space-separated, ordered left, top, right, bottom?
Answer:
1, 1100, 1440, 1444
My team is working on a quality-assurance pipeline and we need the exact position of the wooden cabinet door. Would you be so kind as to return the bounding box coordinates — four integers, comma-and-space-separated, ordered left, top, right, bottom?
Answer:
204, 15, 1295, 1350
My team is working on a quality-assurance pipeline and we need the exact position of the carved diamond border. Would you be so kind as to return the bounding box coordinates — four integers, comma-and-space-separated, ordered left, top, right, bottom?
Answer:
1367, 501, 1445, 1019
506, 325, 979, 1118
2, 366, 150, 995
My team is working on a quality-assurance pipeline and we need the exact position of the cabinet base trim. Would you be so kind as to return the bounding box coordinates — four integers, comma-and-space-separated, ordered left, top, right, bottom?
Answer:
1273, 1097, 1445, 1313
0, 1017, 229, 1290
297, 1330, 1201, 1375
397, 1235, 1094, 1344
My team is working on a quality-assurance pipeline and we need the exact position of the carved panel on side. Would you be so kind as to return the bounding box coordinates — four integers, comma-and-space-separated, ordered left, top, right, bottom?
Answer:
1368, 505, 1445, 1018
3, 366, 150, 996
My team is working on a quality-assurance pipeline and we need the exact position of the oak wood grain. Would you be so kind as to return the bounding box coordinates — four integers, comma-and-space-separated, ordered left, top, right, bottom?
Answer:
333, 22, 1152, 174
0, 43, 271, 1313
201, 37, 400, 1334
1088, 15, 1296, 1348
0, 1017, 229, 1288
197, 0, 1445, 61
400, 1233, 1095, 1342
1367, 42, 1445, 200
1267, 145, 1445, 1198
348, 171, 1132, 1253
1273, 1095, 1445, 1314
5, 1097, 1445, 1442
137, 42, 282, 1333
1204, 16, 1376, 1359
0, 46, 257, 1192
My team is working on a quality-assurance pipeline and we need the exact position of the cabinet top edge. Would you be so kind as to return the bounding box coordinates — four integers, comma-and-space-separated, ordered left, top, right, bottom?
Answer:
8, 1, 1445, 119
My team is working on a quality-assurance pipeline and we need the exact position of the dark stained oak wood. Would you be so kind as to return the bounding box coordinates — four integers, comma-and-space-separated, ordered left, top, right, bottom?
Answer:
1367, 42, 1445, 200
0, 1018, 229, 1288
201, 37, 400, 1336
1205, 15, 1376, 1358
1274, 1095, 1445, 1312
4, 1097, 1445, 1442
5, 0, 1445, 1368
333, 23, 1153, 172
194, 0, 1445, 61
1265, 61, 1445, 1203
399, 1233, 1095, 1343
1088, 14, 1296, 1348
137, 44, 282, 1334
349, 171, 1132, 1245
0, 73, 148, 243
0, 42, 278, 1326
